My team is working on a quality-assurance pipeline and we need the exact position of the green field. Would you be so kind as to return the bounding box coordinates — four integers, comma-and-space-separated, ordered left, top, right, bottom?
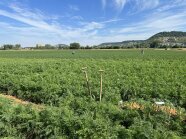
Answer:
0, 49, 186, 138
0, 49, 186, 59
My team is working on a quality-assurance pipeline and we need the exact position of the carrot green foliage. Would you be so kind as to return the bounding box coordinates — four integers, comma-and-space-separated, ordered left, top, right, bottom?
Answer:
0, 50, 185, 138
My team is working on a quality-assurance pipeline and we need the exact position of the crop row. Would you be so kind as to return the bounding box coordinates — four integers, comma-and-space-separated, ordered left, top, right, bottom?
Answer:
0, 58, 185, 107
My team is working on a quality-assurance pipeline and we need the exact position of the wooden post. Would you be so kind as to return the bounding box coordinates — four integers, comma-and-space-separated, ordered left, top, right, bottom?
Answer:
82, 67, 92, 97
99, 70, 104, 102
141, 49, 144, 55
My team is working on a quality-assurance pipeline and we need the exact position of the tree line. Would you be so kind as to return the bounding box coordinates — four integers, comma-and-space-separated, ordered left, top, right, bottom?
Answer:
0, 44, 21, 50
1, 41, 186, 50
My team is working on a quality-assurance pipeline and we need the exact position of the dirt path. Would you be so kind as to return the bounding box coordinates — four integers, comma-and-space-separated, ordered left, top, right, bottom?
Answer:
0, 94, 44, 110
121, 101, 183, 117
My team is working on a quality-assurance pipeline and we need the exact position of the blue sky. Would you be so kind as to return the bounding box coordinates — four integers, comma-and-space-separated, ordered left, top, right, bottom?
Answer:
0, 0, 186, 47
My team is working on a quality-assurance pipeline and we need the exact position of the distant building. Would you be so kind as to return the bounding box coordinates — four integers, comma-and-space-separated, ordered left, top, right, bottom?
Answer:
23, 47, 34, 50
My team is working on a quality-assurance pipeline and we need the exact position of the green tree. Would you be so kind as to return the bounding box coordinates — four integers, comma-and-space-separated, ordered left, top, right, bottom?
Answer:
3, 44, 14, 50
45, 44, 55, 49
150, 40, 160, 48
85, 45, 92, 49
70, 42, 80, 49
15, 44, 21, 49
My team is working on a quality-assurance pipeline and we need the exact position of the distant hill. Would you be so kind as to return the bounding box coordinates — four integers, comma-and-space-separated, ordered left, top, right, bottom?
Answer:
147, 31, 186, 48
98, 31, 186, 48
100, 40, 144, 46
98, 40, 145, 48
148, 31, 186, 40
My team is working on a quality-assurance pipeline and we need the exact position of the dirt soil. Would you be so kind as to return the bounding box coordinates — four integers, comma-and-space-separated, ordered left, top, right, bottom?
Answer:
0, 94, 44, 110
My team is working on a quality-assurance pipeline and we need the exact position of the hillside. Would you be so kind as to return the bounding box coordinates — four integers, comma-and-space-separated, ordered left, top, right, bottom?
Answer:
100, 40, 144, 46
98, 40, 144, 48
98, 31, 186, 48
148, 31, 186, 40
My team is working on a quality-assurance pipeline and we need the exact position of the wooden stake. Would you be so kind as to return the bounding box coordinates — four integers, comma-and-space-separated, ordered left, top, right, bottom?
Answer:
82, 67, 92, 97
99, 70, 104, 102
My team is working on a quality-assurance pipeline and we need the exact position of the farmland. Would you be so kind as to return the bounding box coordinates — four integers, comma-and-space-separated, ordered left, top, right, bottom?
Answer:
0, 49, 186, 138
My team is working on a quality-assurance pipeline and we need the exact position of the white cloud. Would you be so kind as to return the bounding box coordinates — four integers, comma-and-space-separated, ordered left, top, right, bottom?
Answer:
69, 5, 79, 11
157, 0, 186, 12
101, 0, 127, 12
101, 18, 125, 23
0, 3, 105, 46
102, 0, 107, 9
83, 22, 104, 31
71, 15, 83, 20
101, 0, 159, 14
108, 10, 186, 41
113, 0, 127, 11
134, 0, 159, 11
0, 9, 61, 32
